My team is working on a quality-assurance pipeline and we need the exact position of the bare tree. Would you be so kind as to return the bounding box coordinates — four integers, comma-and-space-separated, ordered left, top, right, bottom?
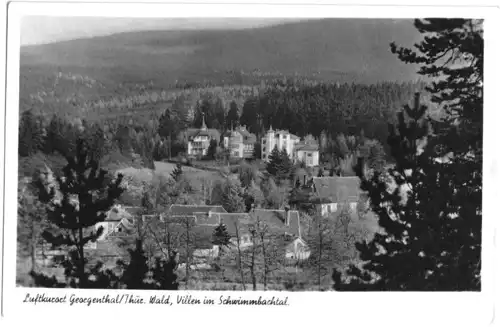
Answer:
232, 220, 246, 290
246, 225, 260, 291
258, 229, 284, 290
178, 215, 196, 286
307, 211, 336, 289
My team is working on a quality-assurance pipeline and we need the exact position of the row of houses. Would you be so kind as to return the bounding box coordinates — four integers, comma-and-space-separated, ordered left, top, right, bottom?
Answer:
92, 204, 309, 262
91, 176, 363, 267
185, 116, 320, 167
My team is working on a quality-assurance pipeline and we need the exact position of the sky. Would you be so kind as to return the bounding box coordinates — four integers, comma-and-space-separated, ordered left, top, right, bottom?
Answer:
21, 16, 294, 45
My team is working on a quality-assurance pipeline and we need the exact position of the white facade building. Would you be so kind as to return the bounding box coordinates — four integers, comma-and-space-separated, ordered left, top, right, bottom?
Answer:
295, 143, 320, 167
185, 115, 220, 157
261, 126, 300, 162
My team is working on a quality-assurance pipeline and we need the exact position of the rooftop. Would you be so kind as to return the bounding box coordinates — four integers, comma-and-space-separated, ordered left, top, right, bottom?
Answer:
312, 176, 361, 204
168, 204, 227, 216
186, 128, 220, 141
295, 143, 319, 152
210, 209, 301, 239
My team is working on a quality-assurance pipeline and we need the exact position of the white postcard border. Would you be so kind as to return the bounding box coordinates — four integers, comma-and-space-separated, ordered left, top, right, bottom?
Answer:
2, 2, 498, 327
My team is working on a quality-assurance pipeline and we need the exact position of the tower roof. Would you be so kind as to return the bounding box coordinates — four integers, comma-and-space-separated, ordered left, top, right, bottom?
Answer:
201, 113, 207, 130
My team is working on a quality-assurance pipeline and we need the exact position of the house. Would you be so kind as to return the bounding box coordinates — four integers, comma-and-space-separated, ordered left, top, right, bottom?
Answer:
261, 126, 300, 162
210, 208, 310, 261
92, 205, 142, 244
167, 204, 227, 224
223, 126, 257, 159
185, 115, 220, 157
294, 142, 319, 167
166, 205, 228, 261
312, 176, 363, 216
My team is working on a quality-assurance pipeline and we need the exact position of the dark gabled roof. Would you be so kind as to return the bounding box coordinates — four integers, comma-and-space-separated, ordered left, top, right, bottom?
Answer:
295, 143, 319, 152
212, 210, 301, 239
186, 128, 220, 140
213, 213, 252, 236
168, 205, 227, 216
312, 176, 361, 204
253, 209, 301, 237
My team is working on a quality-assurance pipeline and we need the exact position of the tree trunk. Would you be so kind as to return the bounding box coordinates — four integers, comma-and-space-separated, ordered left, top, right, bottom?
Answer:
31, 223, 37, 272
318, 230, 323, 289
185, 221, 190, 287
260, 235, 267, 291
251, 243, 257, 291
234, 225, 246, 290
78, 228, 86, 288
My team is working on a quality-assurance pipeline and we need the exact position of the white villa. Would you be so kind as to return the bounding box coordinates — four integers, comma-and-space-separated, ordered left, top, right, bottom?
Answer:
261, 127, 320, 167
261, 126, 300, 162
185, 115, 220, 157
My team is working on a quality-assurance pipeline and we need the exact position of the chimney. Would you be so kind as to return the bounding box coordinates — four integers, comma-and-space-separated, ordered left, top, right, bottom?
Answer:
285, 205, 290, 226
414, 92, 420, 110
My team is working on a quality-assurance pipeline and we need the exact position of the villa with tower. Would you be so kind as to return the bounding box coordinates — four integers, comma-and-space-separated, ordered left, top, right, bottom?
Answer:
185, 114, 220, 157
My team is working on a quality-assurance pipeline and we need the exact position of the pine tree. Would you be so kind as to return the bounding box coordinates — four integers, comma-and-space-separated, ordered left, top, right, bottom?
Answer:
34, 138, 125, 288
266, 145, 281, 177
252, 142, 262, 160
212, 223, 232, 248
170, 162, 183, 182
205, 139, 218, 160
276, 148, 293, 183
19, 110, 44, 157
119, 239, 153, 289
44, 114, 66, 155
332, 19, 483, 291
151, 256, 179, 290
213, 97, 226, 130
226, 101, 240, 130
359, 139, 386, 173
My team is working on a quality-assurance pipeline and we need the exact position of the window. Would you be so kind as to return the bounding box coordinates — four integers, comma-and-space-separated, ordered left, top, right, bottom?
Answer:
350, 202, 357, 210
307, 153, 312, 157
263, 147, 266, 152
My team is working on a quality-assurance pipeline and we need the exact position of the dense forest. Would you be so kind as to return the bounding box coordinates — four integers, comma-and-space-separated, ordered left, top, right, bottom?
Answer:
16, 18, 482, 291
19, 78, 427, 178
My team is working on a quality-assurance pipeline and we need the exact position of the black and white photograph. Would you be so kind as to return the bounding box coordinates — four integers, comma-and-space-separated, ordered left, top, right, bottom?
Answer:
10, 10, 486, 293
2, 4, 497, 322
